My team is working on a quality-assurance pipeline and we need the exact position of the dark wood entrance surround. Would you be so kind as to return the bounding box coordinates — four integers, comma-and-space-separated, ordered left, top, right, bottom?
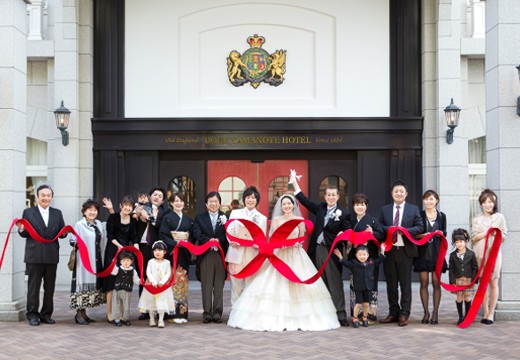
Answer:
92, 0, 423, 219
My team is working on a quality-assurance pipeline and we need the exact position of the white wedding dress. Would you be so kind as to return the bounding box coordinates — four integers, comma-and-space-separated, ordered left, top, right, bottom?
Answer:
227, 226, 340, 331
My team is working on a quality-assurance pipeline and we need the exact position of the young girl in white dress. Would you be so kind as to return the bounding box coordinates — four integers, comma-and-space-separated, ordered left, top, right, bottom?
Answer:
138, 241, 175, 328
227, 194, 340, 331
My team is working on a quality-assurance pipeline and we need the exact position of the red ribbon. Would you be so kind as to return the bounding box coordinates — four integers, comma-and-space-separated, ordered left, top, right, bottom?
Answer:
377, 226, 502, 328
1, 219, 181, 295
2, 218, 503, 328
225, 218, 314, 281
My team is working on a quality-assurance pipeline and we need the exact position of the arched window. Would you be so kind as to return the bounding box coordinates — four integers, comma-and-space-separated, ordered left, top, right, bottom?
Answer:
167, 175, 197, 219
318, 176, 348, 209
218, 176, 246, 214
267, 175, 295, 218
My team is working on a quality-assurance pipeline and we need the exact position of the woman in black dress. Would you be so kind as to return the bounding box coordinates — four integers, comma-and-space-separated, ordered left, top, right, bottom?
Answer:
104, 196, 138, 323
347, 193, 384, 323
413, 190, 447, 325
159, 192, 194, 323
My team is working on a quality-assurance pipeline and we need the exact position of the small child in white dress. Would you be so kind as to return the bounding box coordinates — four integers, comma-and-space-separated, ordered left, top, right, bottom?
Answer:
137, 241, 175, 328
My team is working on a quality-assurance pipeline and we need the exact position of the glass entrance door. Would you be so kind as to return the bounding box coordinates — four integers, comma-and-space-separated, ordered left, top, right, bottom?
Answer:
207, 160, 308, 220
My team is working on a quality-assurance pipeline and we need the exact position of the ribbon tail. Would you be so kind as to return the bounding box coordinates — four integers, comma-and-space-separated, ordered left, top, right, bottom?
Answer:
458, 229, 502, 328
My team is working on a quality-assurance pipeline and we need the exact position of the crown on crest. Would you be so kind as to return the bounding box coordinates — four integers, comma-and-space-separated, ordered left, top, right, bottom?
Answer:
247, 34, 265, 48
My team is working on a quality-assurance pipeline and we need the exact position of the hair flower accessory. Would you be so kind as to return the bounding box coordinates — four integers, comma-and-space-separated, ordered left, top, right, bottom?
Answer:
334, 209, 342, 221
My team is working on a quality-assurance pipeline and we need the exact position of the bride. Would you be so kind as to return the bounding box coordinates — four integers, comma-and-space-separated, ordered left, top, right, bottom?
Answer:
227, 194, 340, 331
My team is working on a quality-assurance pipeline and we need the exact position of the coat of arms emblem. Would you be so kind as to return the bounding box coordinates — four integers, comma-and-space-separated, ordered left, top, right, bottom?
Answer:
227, 34, 287, 89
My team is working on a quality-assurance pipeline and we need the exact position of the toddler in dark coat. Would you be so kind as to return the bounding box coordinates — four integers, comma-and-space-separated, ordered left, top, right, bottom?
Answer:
334, 243, 386, 327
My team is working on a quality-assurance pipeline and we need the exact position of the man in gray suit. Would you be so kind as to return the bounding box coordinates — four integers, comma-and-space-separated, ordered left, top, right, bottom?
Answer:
292, 176, 351, 326
16, 185, 66, 326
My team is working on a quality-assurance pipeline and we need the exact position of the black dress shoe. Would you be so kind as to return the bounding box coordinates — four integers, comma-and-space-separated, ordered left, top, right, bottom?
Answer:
339, 319, 349, 327
123, 320, 131, 326
213, 318, 222, 324
115, 320, 122, 327
40, 317, 56, 324
481, 318, 494, 325
28, 318, 40, 326
107, 318, 116, 325
421, 313, 430, 324
138, 313, 150, 320
203, 318, 212, 324
84, 316, 95, 323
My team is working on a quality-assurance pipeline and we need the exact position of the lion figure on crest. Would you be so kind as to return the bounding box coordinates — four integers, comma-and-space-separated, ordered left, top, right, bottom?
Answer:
268, 50, 286, 81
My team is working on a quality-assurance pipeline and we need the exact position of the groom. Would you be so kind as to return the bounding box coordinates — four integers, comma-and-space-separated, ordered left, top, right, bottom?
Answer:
292, 175, 351, 326
225, 186, 267, 304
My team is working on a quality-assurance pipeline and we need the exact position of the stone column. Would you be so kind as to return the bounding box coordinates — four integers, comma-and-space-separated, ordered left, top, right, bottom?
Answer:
0, 0, 29, 321
485, 0, 520, 320
422, 0, 469, 233
46, 0, 95, 287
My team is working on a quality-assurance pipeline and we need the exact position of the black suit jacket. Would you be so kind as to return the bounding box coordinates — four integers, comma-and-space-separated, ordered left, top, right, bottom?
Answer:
349, 213, 384, 260
378, 202, 424, 258
340, 255, 384, 291
136, 204, 169, 246
19, 206, 65, 264
449, 248, 478, 284
295, 192, 351, 258
192, 211, 229, 264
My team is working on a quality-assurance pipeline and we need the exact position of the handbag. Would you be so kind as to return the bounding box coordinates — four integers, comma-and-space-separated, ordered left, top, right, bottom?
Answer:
67, 246, 76, 271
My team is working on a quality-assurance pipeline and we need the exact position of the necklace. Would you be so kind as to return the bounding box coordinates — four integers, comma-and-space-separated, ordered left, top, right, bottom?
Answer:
426, 210, 436, 220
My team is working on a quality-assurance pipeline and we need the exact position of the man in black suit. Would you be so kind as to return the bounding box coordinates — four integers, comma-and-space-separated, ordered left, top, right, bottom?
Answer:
192, 191, 229, 323
135, 187, 169, 320
378, 180, 424, 327
16, 185, 66, 326
292, 176, 351, 326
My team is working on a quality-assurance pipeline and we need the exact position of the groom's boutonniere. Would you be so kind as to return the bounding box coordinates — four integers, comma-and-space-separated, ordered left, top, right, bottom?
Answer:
219, 214, 227, 225
333, 209, 342, 221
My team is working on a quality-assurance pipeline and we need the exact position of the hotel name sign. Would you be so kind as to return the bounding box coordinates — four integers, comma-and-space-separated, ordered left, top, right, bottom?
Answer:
164, 134, 344, 150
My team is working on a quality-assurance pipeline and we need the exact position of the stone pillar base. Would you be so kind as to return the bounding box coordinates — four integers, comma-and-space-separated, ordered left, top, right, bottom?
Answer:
495, 301, 520, 321
0, 299, 26, 322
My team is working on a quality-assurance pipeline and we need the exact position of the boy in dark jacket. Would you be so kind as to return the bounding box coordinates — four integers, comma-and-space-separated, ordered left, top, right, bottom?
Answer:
334, 243, 386, 327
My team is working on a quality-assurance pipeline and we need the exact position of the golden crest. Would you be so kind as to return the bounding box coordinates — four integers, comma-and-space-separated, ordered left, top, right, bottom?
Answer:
227, 34, 287, 89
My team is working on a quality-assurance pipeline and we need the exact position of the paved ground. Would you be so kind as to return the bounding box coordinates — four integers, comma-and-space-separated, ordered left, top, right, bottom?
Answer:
1, 281, 519, 360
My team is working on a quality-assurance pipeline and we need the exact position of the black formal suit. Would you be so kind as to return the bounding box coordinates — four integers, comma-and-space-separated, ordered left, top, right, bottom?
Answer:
18, 206, 66, 322
295, 191, 351, 322
378, 202, 424, 318
192, 211, 228, 322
